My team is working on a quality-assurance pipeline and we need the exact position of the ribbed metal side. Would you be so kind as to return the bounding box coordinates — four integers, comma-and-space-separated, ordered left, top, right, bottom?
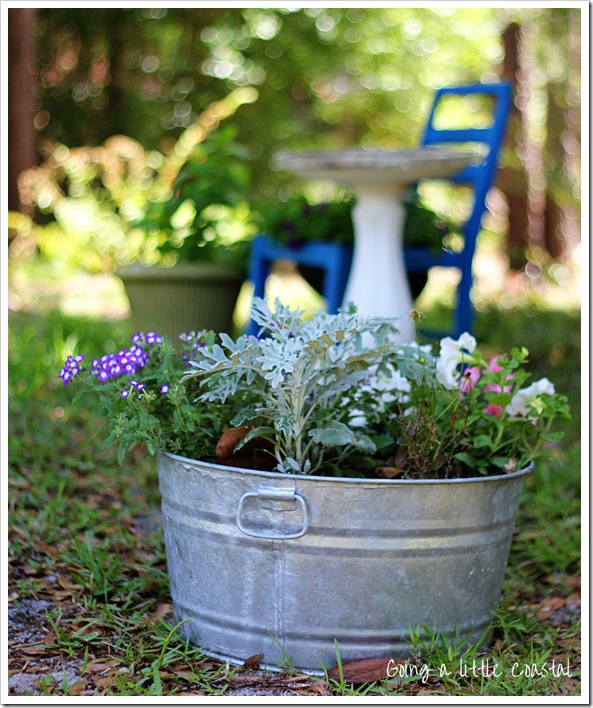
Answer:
157, 451, 529, 672
118, 265, 244, 341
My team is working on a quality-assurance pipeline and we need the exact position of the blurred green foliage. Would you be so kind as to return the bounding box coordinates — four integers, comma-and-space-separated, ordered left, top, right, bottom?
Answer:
138, 126, 253, 266
255, 194, 356, 246
255, 193, 455, 254
14, 122, 256, 271
13, 7, 580, 276
33, 7, 579, 203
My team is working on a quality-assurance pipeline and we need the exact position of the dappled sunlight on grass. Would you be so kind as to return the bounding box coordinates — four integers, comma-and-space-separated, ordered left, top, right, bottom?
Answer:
8, 235, 582, 330
8, 257, 326, 336
8, 259, 131, 322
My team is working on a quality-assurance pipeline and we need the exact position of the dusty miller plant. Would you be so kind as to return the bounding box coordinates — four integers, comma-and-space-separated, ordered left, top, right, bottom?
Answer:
183, 298, 400, 475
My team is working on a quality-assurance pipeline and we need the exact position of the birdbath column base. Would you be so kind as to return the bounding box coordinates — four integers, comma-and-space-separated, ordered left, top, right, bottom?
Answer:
342, 183, 415, 343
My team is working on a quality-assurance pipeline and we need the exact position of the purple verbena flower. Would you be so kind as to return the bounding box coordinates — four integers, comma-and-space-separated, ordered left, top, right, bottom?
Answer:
59, 354, 86, 386
145, 331, 163, 346
133, 331, 163, 347
90, 342, 150, 383
180, 330, 208, 363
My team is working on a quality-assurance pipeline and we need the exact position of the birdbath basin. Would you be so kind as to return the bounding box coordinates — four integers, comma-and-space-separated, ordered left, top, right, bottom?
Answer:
273, 147, 479, 342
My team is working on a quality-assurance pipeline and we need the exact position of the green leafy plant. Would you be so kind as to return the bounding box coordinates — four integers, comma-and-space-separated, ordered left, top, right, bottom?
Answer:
255, 193, 455, 252
59, 330, 231, 464
255, 194, 356, 246
402, 197, 457, 252
16, 99, 257, 272
385, 330, 571, 478
185, 297, 399, 475
137, 126, 254, 267
183, 298, 570, 478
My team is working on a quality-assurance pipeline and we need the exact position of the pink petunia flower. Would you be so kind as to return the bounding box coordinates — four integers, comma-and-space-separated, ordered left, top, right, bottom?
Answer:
482, 356, 513, 395
487, 356, 505, 373
460, 365, 482, 394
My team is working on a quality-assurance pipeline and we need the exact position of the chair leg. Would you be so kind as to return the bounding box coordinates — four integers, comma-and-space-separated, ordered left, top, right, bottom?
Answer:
454, 269, 474, 337
247, 239, 272, 336
324, 249, 351, 313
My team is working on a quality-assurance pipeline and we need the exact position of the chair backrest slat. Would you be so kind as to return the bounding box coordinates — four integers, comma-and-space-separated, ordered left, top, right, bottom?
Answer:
407, 81, 513, 337
423, 126, 494, 144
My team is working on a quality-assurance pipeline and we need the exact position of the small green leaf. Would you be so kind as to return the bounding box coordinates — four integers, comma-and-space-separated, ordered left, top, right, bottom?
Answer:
275, 416, 294, 437
473, 434, 495, 449
490, 456, 511, 468
454, 452, 478, 469
546, 431, 565, 441
235, 426, 275, 451
370, 434, 395, 452
352, 431, 376, 453
309, 420, 355, 447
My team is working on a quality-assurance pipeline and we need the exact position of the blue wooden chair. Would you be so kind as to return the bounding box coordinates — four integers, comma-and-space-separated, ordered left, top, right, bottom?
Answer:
246, 235, 353, 336
246, 82, 512, 338
404, 81, 513, 337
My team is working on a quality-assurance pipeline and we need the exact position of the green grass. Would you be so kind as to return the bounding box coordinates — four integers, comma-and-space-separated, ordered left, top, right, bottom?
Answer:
7, 294, 581, 697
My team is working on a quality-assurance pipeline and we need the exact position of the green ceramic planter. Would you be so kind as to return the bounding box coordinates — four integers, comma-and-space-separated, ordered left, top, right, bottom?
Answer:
117, 263, 245, 342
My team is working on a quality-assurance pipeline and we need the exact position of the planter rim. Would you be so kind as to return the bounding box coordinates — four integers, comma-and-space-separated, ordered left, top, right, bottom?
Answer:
116, 262, 246, 282
158, 449, 534, 486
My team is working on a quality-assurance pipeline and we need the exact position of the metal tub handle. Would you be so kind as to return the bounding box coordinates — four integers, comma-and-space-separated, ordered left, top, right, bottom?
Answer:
236, 486, 309, 540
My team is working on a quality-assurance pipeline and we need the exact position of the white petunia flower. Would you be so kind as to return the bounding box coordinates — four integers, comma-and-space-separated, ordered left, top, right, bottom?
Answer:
349, 365, 412, 427
374, 367, 411, 406
390, 369, 412, 394
506, 378, 556, 418
436, 332, 477, 388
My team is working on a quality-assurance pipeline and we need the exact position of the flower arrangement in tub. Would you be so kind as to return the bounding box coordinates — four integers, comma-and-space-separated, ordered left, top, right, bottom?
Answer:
59, 298, 569, 479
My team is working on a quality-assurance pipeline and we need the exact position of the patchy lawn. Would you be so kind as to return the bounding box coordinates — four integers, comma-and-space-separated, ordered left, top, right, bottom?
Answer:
7, 291, 581, 697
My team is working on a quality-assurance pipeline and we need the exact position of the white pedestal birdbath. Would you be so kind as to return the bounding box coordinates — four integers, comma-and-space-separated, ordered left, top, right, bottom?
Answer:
273, 148, 479, 342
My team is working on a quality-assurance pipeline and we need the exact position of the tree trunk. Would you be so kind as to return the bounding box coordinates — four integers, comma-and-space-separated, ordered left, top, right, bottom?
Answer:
496, 21, 530, 270
543, 195, 563, 260
8, 8, 38, 214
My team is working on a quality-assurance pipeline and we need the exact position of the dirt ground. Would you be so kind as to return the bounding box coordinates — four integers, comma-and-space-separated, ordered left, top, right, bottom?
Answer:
7, 595, 333, 697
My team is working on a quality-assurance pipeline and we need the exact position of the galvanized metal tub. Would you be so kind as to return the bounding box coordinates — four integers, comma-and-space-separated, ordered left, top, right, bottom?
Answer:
157, 450, 530, 673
